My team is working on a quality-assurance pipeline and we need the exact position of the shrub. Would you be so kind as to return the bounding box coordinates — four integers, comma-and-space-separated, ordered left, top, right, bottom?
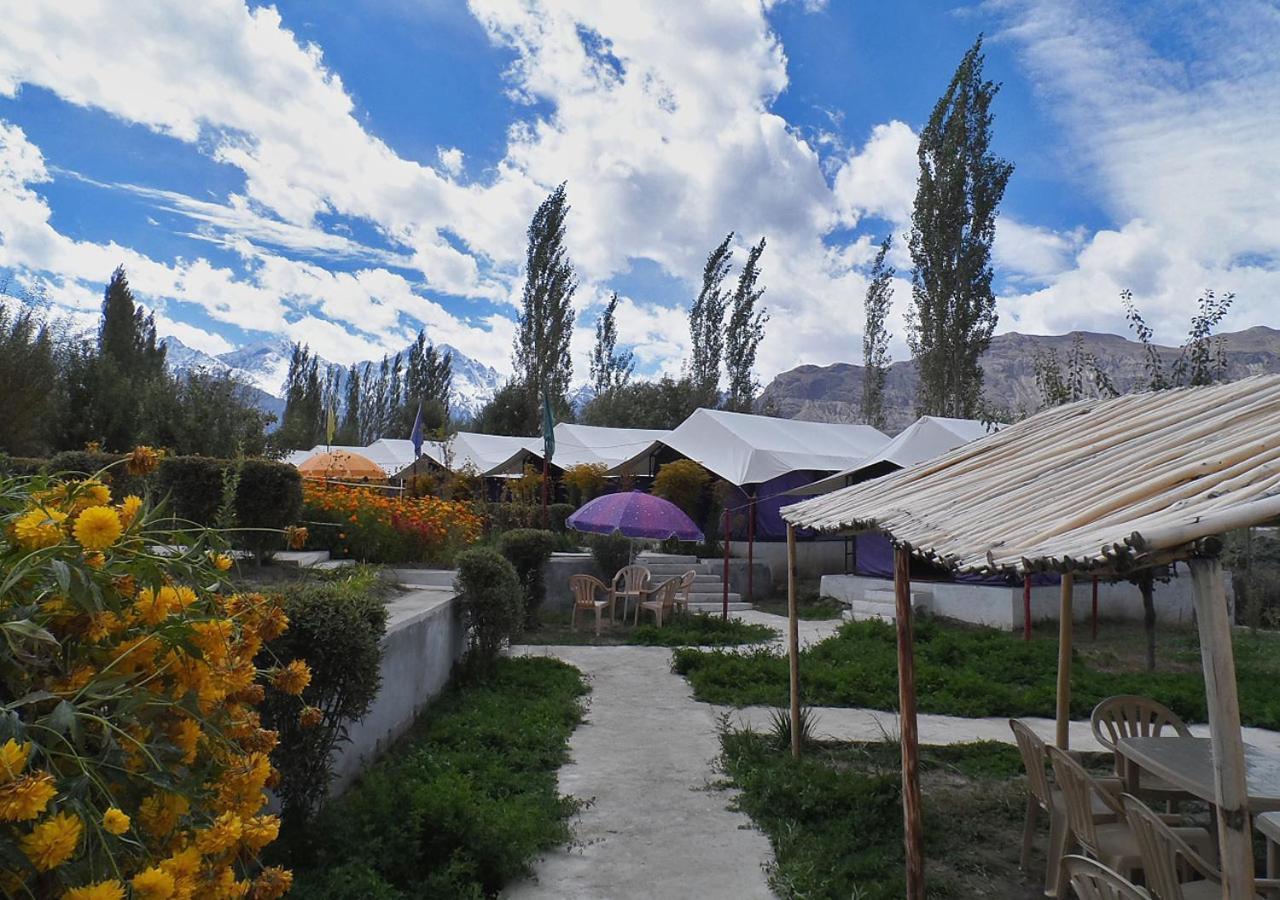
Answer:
260, 567, 390, 834
547, 502, 575, 534
505, 465, 544, 505
652, 459, 710, 519
48, 450, 149, 497
562, 462, 607, 505
0, 458, 292, 895
154, 455, 225, 523
456, 548, 524, 669
498, 529, 558, 626
235, 459, 303, 557
590, 531, 632, 581
302, 483, 483, 565
0, 455, 46, 477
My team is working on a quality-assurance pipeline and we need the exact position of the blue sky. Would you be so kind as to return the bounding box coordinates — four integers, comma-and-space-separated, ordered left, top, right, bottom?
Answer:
0, 0, 1275, 394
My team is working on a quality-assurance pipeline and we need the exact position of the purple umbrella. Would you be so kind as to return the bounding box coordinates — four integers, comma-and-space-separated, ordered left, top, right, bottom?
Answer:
567, 491, 705, 542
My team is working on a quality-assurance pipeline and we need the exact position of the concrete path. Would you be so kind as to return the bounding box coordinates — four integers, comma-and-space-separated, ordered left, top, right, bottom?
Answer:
504, 644, 776, 900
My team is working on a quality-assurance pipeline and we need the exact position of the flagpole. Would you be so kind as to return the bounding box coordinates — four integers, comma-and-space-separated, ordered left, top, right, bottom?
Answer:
541, 455, 549, 529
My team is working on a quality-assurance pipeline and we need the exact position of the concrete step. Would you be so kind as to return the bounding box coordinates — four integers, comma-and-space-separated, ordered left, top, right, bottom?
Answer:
863, 588, 931, 607
689, 591, 742, 603
637, 553, 699, 564
392, 568, 458, 588
274, 550, 333, 568
645, 566, 716, 580
844, 595, 927, 622
687, 602, 754, 613
313, 559, 356, 570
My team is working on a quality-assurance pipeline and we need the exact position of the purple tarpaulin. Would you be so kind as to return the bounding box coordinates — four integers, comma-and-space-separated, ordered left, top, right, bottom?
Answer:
567, 491, 705, 542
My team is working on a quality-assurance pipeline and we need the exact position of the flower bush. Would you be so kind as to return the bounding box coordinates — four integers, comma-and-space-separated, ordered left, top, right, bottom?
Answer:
0, 459, 294, 897
300, 483, 483, 565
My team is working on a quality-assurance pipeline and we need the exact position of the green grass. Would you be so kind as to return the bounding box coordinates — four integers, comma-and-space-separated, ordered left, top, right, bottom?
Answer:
719, 732, 1114, 899
675, 617, 1280, 728
290, 657, 588, 899
517, 610, 777, 647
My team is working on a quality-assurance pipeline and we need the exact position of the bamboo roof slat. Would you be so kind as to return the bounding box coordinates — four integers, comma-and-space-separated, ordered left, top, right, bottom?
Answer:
782, 376, 1280, 574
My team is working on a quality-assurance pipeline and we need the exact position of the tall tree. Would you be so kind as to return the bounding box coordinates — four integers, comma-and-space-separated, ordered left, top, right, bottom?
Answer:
514, 182, 577, 424
688, 232, 734, 403
402, 329, 452, 434
861, 235, 894, 430
589, 292, 634, 395
276, 343, 323, 450
724, 237, 768, 413
99, 266, 166, 381
337, 363, 362, 445
907, 36, 1014, 417
0, 295, 60, 455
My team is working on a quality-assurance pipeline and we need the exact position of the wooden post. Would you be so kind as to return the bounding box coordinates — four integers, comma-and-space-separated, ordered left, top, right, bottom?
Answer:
722, 509, 730, 620
747, 492, 756, 605
787, 524, 800, 760
1091, 575, 1099, 641
1056, 573, 1074, 750
1022, 575, 1032, 642
1190, 557, 1254, 897
894, 545, 925, 899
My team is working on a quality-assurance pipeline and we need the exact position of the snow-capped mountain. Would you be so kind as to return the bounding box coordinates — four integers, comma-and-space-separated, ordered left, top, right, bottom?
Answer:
162, 336, 502, 420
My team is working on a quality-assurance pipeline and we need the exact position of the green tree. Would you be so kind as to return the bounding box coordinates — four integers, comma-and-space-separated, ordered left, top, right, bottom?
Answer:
1123, 288, 1235, 390
861, 236, 894, 430
337, 363, 362, 445
724, 237, 768, 413
514, 183, 577, 419
1032, 333, 1118, 408
688, 232, 734, 404
472, 379, 538, 436
907, 36, 1014, 417
0, 294, 60, 455
276, 343, 323, 450
589, 292, 634, 395
580, 376, 703, 430
147, 370, 276, 457
402, 330, 452, 434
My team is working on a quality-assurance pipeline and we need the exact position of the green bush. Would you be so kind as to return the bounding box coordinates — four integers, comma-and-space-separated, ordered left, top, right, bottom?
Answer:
498, 528, 558, 626
260, 567, 390, 835
0, 454, 46, 476
482, 502, 540, 534
547, 502, 575, 533
456, 547, 524, 669
155, 455, 225, 523
235, 457, 303, 554
630, 612, 777, 647
589, 531, 632, 582
48, 450, 149, 496
293, 657, 587, 898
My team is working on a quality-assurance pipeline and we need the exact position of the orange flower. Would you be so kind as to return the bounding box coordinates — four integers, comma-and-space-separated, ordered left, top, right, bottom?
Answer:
126, 445, 161, 476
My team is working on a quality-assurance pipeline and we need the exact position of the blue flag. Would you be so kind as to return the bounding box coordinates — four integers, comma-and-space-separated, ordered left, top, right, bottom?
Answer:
541, 388, 555, 462
410, 400, 424, 458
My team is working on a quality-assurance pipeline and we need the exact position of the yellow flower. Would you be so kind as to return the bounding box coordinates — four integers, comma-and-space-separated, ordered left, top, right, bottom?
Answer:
0, 740, 32, 783
75, 480, 112, 510
131, 865, 176, 900
138, 792, 188, 837
271, 659, 311, 696
102, 807, 130, 835
0, 772, 57, 821
194, 811, 242, 856
298, 705, 323, 729
83, 551, 106, 569
13, 505, 67, 551
170, 718, 202, 765
126, 445, 161, 476
73, 506, 123, 551
20, 811, 82, 871
63, 879, 125, 900
212, 553, 233, 572
249, 866, 292, 900
118, 494, 143, 528
240, 814, 280, 852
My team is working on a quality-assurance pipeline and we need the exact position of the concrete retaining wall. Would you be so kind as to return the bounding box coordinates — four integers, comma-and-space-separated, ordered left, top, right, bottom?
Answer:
729, 539, 845, 590
821, 562, 1232, 630
330, 582, 464, 794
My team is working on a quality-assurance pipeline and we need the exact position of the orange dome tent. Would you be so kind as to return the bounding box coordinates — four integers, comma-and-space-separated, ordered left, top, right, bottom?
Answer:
297, 450, 386, 482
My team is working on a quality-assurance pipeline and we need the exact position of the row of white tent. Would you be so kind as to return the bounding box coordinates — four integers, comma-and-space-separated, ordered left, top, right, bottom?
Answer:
284, 409, 999, 496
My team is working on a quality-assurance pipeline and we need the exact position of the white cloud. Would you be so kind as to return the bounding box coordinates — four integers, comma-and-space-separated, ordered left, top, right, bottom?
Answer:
437, 147, 464, 176
832, 120, 918, 229
153, 314, 235, 356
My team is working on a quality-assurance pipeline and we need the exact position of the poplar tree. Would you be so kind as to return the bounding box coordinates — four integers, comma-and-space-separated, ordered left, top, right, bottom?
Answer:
277, 344, 323, 450
403, 329, 452, 433
907, 36, 1013, 417
514, 182, 577, 421
688, 232, 733, 403
724, 237, 768, 413
589, 292, 634, 395
861, 236, 894, 430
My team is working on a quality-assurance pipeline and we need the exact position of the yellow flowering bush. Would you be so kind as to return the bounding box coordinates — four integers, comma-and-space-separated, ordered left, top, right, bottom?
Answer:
0, 459, 294, 898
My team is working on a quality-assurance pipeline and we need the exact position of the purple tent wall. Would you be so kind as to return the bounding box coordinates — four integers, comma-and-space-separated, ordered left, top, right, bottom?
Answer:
726, 471, 844, 542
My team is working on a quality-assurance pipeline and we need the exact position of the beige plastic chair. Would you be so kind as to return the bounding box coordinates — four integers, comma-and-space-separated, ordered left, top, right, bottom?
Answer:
569, 574, 612, 636
673, 570, 697, 615
1124, 794, 1278, 900
612, 565, 651, 623
635, 577, 680, 627
1063, 855, 1152, 900
1091, 695, 1193, 806
1048, 746, 1214, 888
1010, 718, 1121, 897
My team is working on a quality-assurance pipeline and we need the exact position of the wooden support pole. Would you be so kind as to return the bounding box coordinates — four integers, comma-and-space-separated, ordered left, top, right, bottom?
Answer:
1022, 575, 1032, 642
1091, 575, 1099, 641
1056, 573, 1074, 750
787, 524, 800, 760
1190, 557, 1255, 897
722, 509, 730, 620
894, 545, 925, 899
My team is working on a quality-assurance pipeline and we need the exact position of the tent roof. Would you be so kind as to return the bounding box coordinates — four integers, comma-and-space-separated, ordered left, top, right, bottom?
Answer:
440, 432, 542, 475
782, 376, 1280, 576
297, 450, 386, 480
488, 423, 672, 474
290, 443, 410, 477
789, 417, 998, 496
611, 408, 890, 487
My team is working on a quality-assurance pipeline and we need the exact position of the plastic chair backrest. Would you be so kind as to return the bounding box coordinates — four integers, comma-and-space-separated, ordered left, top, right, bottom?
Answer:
1064, 855, 1151, 900
678, 570, 696, 600
613, 565, 650, 594
1009, 718, 1053, 808
1123, 793, 1218, 900
569, 574, 607, 608
1091, 695, 1192, 755
1047, 746, 1120, 858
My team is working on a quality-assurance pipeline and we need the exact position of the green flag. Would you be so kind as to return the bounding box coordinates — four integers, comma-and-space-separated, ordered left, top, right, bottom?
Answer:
325, 400, 336, 447
541, 388, 555, 462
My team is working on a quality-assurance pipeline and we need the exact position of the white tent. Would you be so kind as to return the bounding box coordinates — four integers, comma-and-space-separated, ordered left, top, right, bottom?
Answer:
609, 408, 889, 487
788, 416, 997, 496
388, 431, 542, 478
488, 423, 671, 475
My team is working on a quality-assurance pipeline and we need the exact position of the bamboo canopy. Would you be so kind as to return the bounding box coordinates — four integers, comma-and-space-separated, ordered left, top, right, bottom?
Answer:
781, 375, 1280, 574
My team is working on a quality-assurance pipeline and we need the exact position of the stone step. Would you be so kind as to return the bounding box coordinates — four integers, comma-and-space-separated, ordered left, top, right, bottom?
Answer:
687, 602, 754, 613
273, 550, 333, 568
863, 588, 931, 606
689, 591, 742, 603
844, 595, 926, 622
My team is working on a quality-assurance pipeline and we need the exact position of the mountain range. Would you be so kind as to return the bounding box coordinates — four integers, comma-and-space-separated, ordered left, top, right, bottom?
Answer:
758, 326, 1280, 433
161, 336, 505, 422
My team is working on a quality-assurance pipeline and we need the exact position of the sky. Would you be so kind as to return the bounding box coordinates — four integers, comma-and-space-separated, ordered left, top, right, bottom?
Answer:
0, 0, 1276, 389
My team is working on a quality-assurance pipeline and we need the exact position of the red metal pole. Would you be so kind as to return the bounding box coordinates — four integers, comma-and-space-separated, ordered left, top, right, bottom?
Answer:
747, 493, 756, 605
541, 457, 549, 529
1091, 575, 1099, 641
722, 508, 730, 620
1023, 575, 1032, 641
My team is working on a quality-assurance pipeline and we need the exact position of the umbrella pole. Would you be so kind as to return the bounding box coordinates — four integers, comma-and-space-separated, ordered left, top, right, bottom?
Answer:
747, 492, 755, 605
722, 508, 730, 620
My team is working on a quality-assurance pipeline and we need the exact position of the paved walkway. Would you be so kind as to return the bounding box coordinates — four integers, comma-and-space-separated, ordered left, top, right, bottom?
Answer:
504, 643, 775, 900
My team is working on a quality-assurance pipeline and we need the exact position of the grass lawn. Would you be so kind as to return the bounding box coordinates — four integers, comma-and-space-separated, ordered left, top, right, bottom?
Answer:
289, 656, 588, 899
719, 731, 1112, 899
516, 609, 778, 647
676, 617, 1280, 728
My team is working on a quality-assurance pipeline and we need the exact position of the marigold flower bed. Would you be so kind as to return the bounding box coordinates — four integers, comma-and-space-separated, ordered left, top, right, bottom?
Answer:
301, 483, 483, 565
